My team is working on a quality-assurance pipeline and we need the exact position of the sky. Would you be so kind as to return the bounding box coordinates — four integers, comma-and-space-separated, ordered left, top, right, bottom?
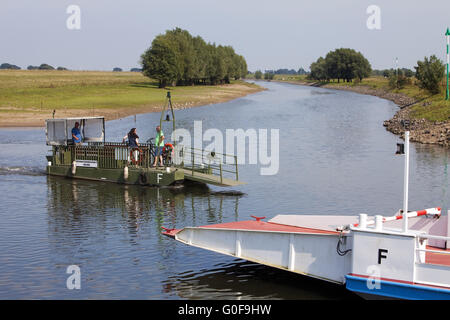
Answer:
2, 0, 450, 72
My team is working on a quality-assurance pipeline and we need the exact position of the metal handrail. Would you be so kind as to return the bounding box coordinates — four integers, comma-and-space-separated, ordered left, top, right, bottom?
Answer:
173, 145, 239, 181
417, 234, 450, 241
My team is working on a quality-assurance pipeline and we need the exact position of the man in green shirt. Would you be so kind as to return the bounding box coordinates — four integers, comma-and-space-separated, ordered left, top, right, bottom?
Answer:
153, 126, 165, 167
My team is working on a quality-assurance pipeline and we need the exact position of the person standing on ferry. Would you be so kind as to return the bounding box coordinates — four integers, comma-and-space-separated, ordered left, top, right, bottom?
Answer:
71, 122, 82, 145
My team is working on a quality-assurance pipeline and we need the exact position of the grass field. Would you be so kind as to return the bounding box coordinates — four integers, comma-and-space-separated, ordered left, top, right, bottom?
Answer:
0, 70, 263, 127
265, 74, 450, 122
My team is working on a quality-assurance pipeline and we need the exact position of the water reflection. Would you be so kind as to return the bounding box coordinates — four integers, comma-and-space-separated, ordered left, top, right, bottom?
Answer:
46, 176, 243, 238
162, 259, 360, 300
1, 80, 448, 299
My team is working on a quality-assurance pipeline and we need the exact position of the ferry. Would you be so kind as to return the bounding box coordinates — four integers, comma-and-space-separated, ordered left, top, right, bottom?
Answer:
45, 93, 244, 188
163, 132, 450, 299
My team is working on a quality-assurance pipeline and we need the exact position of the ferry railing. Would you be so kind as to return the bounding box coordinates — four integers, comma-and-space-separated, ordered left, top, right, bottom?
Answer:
52, 143, 153, 169
413, 231, 450, 288
415, 234, 450, 262
173, 145, 239, 183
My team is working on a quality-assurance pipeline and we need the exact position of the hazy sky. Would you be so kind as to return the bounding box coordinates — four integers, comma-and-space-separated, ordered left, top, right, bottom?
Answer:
2, 0, 450, 72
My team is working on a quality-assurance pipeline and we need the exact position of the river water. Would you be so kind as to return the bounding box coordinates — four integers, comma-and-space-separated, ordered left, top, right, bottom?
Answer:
0, 81, 448, 299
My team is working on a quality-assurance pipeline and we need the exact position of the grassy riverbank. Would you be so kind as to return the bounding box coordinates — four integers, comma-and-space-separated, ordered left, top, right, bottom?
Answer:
0, 70, 263, 127
266, 74, 450, 122
256, 74, 449, 146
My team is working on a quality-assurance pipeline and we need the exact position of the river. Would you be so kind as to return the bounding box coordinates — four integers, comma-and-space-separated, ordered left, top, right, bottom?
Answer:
0, 80, 448, 299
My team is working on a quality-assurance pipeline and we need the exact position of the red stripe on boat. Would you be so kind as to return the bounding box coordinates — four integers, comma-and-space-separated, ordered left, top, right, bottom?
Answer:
198, 220, 340, 235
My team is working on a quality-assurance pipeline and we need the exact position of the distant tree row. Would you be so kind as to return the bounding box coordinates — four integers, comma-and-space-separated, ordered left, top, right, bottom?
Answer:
372, 68, 415, 78
113, 67, 142, 72
374, 56, 445, 94
27, 64, 68, 70
141, 28, 248, 88
308, 48, 372, 82
262, 68, 308, 75
0, 63, 21, 70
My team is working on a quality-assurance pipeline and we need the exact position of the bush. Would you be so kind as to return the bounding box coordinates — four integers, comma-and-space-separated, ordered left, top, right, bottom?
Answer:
414, 55, 445, 94
388, 71, 411, 89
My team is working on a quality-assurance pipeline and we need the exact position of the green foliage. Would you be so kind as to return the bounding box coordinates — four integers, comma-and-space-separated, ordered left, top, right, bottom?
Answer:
38, 64, 55, 70
388, 69, 412, 89
141, 28, 248, 88
308, 57, 327, 81
308, 48, 371, 82
0, 63, 21, 70
414, 55, 445, 94
254, 70, 263, 80
375, 68, 414, 78
264, 72, 275, 80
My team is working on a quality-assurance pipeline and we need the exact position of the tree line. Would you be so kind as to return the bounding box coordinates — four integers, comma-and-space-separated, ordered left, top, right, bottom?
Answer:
308, 48, 372, 82
263, 68, 308, 75
141, 28, 248, 88
308, 49, 445, 94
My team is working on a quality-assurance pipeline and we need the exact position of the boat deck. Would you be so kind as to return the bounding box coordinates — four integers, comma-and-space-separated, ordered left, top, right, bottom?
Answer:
199, 219, 341, 234
162, 219, 341, 238
178, 168, 245, 187
426, 246, 450, 266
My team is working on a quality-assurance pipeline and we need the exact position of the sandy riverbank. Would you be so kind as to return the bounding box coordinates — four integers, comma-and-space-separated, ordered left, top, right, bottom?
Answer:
0, 70, 264, 128
0, 83, 264, 128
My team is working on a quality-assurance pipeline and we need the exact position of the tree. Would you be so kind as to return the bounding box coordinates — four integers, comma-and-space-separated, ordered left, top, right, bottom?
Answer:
141, 35, 180, 88
414, 55, 445, 94
254, 70, 263, 79
140, 28, 248, 87
297, 67, 307, 75
309, 49, 371, 82
38, 63, 55, 70
264, 72, 275, 80
0, 63, 20, 70
308, 57, 327, 81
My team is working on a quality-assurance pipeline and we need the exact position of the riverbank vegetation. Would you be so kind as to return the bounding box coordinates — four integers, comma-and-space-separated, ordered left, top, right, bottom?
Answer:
141, 28, 248, 88
0, 70, 262, 127
265, 51, 448, 123
271, 73, 449, 122
308, 48, 372, 82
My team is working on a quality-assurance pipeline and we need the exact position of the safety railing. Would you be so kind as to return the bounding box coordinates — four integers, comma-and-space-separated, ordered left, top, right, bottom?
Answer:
51, 143, 152, 169
173, 145, 239, 183
50, 143, 240, 182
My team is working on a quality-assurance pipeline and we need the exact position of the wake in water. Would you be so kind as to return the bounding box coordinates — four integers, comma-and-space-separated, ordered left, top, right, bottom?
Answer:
0, 166, 46, 176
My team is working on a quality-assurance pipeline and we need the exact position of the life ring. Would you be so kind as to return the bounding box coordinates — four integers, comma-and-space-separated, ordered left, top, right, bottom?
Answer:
138, 172, 148, 185
130, 148, 143, 165
163, 143, 174, 154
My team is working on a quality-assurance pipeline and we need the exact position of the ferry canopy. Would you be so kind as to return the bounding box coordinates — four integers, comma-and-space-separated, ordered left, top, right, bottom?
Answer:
45, 117, 105, 146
